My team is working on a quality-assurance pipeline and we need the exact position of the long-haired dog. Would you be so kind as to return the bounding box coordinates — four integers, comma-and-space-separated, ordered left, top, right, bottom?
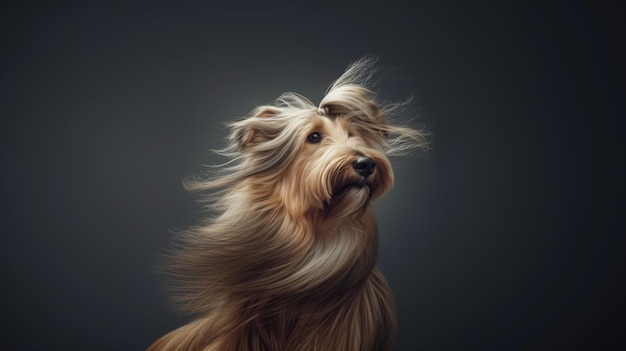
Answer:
148, 58, 427, 351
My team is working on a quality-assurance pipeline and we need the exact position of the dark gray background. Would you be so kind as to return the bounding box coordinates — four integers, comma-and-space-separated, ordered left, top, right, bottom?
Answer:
2, 0, 624, 350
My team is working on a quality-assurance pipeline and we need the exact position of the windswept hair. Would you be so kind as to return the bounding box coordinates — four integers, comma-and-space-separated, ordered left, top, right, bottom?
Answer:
320, 56, 428, 155
185, 56, 428, 196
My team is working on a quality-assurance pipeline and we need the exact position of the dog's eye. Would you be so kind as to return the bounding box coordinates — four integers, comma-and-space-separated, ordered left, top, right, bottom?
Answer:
306, 132, 322, 144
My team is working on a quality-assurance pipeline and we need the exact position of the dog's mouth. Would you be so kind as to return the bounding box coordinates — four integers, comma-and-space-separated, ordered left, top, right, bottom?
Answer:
324, 181, 371, 209
334, 181, 368, 196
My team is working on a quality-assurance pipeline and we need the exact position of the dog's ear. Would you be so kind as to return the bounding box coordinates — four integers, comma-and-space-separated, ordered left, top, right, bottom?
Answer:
230, 106, 281, 150
323, 99, 388, 138
253, 106, 280, 119
323, 99, 382, 120
365, 100, 389, 138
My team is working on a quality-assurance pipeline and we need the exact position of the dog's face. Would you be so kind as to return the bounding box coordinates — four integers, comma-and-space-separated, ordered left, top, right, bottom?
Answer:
293, 113, 393, 215
229, 104, 394, 221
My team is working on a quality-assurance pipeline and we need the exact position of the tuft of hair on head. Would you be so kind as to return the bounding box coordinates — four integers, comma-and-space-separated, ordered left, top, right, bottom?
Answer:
319, 56, 429, 156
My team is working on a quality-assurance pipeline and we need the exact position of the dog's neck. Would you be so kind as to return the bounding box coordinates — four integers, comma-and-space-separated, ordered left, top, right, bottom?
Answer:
216, 187, 380, 298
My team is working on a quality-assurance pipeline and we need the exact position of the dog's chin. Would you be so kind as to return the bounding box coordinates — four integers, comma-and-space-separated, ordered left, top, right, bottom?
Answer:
324, 182, 371, 218
335, 181, 369, 198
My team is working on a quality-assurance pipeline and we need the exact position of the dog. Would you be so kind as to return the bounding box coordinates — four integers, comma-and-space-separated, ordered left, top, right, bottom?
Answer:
147, 57, 427, 351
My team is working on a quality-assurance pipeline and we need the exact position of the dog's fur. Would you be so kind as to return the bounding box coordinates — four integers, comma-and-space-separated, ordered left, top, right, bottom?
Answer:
148, 58, 427, 351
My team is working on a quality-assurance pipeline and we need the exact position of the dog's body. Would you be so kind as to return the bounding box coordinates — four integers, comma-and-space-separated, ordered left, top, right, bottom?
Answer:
148, 58, 426, 351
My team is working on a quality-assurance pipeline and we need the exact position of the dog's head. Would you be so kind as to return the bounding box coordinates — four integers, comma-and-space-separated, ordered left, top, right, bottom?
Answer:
190, 58, 427, 223
229, 94, 394, 220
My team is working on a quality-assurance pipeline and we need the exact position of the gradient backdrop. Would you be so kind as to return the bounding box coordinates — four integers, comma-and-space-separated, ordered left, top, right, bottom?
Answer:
1, 1, 624, 350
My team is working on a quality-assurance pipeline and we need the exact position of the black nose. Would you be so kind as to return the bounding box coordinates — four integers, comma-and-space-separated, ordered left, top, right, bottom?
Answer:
353, 156, 376, 178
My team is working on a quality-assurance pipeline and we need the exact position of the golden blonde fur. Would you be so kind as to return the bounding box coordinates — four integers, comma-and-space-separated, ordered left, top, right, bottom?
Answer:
147, 57, 427, 351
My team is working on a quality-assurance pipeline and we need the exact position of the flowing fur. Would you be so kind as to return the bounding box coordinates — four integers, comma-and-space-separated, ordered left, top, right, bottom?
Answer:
148, 57, 428, 351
